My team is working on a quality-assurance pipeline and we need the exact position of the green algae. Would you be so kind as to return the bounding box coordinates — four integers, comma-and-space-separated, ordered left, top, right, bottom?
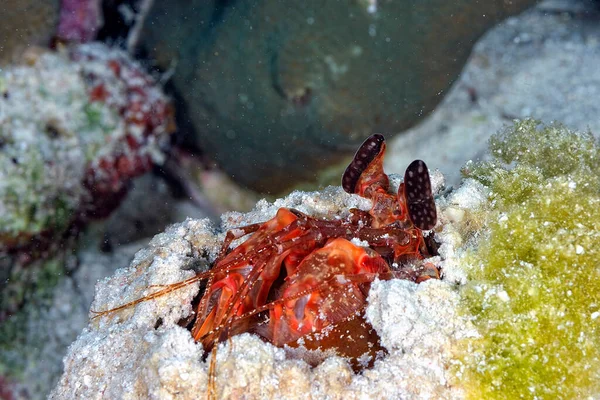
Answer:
0, 146, 78, 240
0, 256, 66, 377
455, 120, 600, 399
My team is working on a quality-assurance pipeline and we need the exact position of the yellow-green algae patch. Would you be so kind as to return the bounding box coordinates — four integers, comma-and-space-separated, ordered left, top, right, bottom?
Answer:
455, 120, 600, 399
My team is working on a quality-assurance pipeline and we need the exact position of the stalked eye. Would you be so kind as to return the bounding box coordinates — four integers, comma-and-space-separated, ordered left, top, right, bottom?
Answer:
342, 134, 385, 193
404, 160, 437, 230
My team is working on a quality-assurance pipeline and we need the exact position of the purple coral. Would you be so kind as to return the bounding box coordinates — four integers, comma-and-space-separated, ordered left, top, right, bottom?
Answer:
57, 0, 103, 43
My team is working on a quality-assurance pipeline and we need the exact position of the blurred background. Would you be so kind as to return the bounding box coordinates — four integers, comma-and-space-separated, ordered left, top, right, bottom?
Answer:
0, 0, 599, 398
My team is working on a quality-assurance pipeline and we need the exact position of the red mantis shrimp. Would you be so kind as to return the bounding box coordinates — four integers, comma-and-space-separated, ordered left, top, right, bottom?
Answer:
93, 133, 438, 397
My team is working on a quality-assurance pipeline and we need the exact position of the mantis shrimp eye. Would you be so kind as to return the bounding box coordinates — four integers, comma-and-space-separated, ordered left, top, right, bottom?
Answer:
342, 133, 385, 193
404, 159, 437, 230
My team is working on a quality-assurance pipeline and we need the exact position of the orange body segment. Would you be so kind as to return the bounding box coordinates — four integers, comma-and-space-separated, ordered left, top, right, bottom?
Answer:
268, 238, 390, 346
191, 208, 302, 346
94, 134, 439, 394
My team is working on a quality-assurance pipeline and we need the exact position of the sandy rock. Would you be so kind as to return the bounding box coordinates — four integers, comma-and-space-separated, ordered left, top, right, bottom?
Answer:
50, 178, 480, 399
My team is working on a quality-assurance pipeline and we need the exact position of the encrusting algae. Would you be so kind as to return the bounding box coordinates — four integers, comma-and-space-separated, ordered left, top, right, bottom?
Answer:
454, 120, 600, 398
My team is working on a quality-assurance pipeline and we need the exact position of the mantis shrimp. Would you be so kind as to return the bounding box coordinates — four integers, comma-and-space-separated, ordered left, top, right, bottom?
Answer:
93, 133, 439, 398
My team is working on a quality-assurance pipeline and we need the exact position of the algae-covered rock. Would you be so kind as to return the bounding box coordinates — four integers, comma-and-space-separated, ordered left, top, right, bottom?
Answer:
141, 0, 537, 192
0, 42, 173, 257
0, 240, 143, 399
455, 120, 600, 398
0, 42, 173, 323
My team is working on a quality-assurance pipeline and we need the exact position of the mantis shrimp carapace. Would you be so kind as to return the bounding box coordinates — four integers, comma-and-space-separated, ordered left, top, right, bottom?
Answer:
92, 133, 439, 396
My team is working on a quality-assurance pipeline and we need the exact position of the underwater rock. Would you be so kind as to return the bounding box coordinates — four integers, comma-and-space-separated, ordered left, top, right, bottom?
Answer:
0, 173, 211, 400
141, 0, 537, 192
0, 42, 173, 319
138, 0, 215, 69
0, 0, 60, 65
0, 241, 142, 399
50, 175, 477, 399
0, 42, 173, 255
382, 0, 600, 188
